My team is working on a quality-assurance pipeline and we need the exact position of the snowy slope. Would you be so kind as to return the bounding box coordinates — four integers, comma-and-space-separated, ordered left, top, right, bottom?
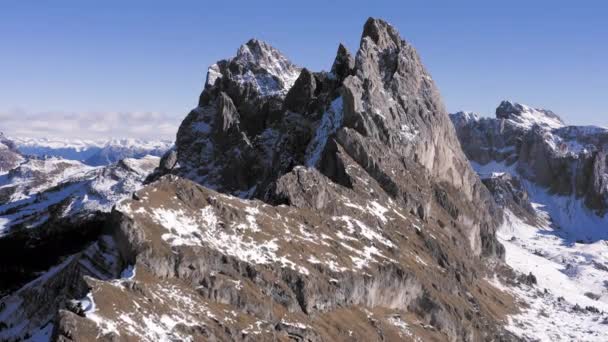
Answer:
474, 161, 608, 341
494, 211, 608, 341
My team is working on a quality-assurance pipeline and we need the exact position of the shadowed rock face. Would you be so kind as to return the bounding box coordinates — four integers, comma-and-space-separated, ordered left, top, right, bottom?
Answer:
1, 18, 518, 342
451, 102, 608, 216
481, 174, 539, 226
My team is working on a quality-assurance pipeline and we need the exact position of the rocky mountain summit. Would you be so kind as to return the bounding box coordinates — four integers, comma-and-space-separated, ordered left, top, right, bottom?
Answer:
19, 18, 524, 342
172, 17, 502, 258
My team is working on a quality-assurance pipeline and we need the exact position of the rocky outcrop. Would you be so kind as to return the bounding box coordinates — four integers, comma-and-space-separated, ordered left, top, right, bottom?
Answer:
481, 174, 538, 225
495, 101, 564, 129
54, 175, 516, 341
0, 235, 123, 341
451, 102, 608, 216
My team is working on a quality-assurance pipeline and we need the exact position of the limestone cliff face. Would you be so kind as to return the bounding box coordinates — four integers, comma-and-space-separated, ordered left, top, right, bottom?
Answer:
334, 19, 501, 257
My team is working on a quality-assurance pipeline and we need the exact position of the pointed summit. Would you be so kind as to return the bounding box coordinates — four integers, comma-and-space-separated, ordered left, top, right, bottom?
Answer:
236, 39, 289, 68
330, 43, 355, 82
233, 38, 301, 93
204, 39, 301, 98
360, 17, 402, 49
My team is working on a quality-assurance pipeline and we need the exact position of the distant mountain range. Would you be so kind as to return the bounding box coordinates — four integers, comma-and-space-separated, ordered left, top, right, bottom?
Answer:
11, 136, 173, 166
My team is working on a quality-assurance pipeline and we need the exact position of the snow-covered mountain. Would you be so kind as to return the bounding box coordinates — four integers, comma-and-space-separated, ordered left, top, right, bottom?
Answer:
0, 155, 160, 235
451, 101, 608, 221
12, 136, 172, 166
82, 138, 172, 166
451, 102, 608, 340
12, 137, 105, 161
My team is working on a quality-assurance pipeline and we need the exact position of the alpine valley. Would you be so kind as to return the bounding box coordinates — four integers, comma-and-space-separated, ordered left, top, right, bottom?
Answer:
1, 18, 607, 342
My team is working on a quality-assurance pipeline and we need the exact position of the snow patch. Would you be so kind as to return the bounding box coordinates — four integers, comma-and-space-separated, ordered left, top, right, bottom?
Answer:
305, 97, 344, 167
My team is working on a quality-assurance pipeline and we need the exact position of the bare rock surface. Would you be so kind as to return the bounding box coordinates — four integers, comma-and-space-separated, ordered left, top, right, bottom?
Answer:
55, 174, 515, 341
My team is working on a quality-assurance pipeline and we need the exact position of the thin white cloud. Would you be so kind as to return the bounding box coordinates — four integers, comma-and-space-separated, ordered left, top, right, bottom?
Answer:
0, 109, 182, 140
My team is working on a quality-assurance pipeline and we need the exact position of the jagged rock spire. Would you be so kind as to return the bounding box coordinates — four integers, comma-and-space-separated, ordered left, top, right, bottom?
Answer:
360, 17, 402, 50
235, 39, 301, 88
177, 17, 503, 260
284, 68, 317, 113
330, 43, 355, 82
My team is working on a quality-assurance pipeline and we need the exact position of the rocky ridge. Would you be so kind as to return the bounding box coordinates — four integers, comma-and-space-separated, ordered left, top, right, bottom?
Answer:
36, 18, 521, 342
0, 155, 159, 310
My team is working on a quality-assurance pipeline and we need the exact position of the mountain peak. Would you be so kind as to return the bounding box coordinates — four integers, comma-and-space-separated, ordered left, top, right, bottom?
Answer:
236, 39, 301, 89
236, 39, 281, 64
496, 100, 564, 129
330, 43, 355, 81
449, 111, 481, 127
360, 17, 402, 49
205, 38, 301, 97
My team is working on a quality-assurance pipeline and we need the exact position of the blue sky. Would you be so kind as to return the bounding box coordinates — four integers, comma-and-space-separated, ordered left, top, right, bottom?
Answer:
1, 1, 606, 139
